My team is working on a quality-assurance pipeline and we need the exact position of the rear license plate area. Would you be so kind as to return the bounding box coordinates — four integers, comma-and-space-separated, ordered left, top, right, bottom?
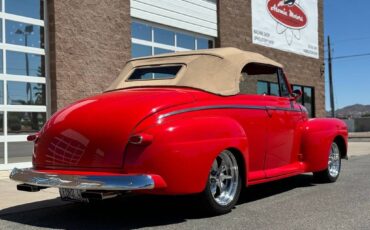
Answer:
59, 188, 89, 203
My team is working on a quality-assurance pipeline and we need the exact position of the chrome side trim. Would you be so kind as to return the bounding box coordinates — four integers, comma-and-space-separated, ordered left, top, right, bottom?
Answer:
10, 168, 155, 191
159, 105, 301, 119
266, 106, 302, 112
159, 105, 265, 119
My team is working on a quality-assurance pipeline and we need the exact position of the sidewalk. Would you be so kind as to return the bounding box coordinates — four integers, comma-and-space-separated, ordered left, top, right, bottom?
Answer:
0, 142, 369, 215
349, 132, 370, 139
0, 171, 63, 215
347, 142, 370, 156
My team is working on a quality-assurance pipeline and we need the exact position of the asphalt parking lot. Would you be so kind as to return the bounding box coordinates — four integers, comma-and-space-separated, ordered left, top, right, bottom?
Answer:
0, 145, 369, 229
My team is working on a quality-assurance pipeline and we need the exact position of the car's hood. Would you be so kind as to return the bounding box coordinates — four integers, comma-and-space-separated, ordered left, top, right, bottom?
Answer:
34, 88, 194, 169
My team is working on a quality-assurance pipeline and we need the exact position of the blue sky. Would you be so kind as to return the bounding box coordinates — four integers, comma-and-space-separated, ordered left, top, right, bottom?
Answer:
324, 1, 370, 109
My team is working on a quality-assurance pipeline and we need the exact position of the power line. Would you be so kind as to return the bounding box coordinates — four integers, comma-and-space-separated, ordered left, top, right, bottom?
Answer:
324, 36, 370, 47
324, 38, 370, 46
334, 36, 370, 43
324, 52, 370, 60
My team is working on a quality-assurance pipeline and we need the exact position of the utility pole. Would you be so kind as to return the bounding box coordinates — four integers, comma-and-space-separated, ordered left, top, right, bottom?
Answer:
327, 36, 335, 117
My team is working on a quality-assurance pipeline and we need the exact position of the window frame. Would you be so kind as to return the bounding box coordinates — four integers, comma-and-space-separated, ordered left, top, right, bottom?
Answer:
241, 64, 289, 98
277, 68, 291, 98
131, 19, 215, 58
0, 0, 47, 169
292, 84, 315, 117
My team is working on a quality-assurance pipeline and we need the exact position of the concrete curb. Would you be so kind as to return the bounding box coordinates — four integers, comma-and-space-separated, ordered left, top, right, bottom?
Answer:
349, 132, 370, 138
0, 170, 10, 180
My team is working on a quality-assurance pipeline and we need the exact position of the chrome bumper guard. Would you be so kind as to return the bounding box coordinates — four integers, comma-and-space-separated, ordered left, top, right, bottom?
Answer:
10, 168, 155, 191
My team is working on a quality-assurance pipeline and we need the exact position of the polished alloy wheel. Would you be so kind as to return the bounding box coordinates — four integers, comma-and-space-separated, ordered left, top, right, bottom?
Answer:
328, 142, 340, 178
209, 150, 239, 206
313, 141, 342, 183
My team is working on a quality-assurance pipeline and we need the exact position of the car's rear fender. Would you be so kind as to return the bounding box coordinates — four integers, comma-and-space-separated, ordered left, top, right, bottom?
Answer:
123, 115, 249, 195
301, 118, 348, 172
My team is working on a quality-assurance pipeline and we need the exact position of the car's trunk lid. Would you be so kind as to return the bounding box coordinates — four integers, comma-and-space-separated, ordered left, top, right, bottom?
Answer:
34, 88, 194, 169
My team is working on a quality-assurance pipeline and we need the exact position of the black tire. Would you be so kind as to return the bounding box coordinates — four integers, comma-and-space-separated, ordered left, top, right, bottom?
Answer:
313, 142, 342, 183
200, 150, 242, 215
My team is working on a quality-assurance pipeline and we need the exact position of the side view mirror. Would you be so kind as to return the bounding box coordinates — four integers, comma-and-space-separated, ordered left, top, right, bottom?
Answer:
291, 89, 302, 101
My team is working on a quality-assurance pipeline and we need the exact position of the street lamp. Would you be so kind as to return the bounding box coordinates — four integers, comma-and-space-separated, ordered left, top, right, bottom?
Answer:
15, 25, 34, 104
15, 25, 33, 76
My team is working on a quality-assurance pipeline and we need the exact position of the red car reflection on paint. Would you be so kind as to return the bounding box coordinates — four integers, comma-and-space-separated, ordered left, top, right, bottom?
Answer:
10, 48, 348, 214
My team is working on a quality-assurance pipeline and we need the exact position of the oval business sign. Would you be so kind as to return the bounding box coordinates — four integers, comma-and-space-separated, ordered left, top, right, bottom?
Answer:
267, 0, 307, 29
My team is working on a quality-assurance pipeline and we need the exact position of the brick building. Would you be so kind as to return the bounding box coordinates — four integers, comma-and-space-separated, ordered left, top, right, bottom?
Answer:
0, 0, 324, 169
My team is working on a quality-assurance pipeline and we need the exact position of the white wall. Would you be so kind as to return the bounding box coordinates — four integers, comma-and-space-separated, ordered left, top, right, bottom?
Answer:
130, 0, 218, 37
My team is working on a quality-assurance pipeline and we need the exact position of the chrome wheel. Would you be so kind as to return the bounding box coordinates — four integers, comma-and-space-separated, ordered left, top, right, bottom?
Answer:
313, 141, 342, 183
209, 150, 239, 206
328, 142, 341, 178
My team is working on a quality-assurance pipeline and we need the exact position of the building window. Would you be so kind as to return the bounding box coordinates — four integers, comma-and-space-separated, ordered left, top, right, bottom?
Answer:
5, 0, 44, 20
256, 81, 280, 96
293, 85, 315, 118
131, 20, 214, 58
0, 0, 47, 169
6, 20, 44, 48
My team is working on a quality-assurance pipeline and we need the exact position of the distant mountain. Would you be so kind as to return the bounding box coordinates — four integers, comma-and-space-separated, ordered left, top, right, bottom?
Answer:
327, 104, 370, 118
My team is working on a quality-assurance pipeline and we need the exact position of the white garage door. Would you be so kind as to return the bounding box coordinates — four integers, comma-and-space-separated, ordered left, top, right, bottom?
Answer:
130, 0, 218, 37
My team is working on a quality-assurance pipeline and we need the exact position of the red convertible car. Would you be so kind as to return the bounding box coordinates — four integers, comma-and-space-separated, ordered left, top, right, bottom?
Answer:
10, 48, 348, 214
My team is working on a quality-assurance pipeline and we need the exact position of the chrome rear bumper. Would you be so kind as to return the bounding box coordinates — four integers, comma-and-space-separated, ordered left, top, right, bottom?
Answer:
10, 168, 155, 191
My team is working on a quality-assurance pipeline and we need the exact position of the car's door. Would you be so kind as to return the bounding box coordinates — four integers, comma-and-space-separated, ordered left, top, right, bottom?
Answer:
238, 64, 304, 181
232, 93, 270, 182
237, 64, 279, 182
263, 69, 304, 177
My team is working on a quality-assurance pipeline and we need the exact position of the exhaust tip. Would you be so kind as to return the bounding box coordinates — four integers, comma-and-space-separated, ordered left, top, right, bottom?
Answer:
17, 184, 43, 192
81, 191, 120, 200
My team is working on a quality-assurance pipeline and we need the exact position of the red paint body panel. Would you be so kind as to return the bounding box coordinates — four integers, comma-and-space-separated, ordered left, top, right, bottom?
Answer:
32, 86, 348, 194
124, 115, 248, 194
34, 88, 194, 169
301, 118, 348, 172
263, 97, 304, 176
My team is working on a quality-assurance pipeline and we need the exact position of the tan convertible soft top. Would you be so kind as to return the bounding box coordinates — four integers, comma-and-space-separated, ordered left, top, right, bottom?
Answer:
107, 47, 283, 96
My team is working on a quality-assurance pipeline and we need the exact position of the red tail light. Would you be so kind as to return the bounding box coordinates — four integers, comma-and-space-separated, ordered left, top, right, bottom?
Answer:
128, 133, 153, 145
27, 133, 40, 142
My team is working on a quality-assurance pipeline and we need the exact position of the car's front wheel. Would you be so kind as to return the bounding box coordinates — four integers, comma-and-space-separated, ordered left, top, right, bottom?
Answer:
200, 150, 242, 214
313, 141, 342, 183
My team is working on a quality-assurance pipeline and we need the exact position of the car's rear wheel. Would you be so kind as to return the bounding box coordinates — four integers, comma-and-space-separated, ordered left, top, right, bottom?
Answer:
313, 142, 342, 183
200, 150, 242, 214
